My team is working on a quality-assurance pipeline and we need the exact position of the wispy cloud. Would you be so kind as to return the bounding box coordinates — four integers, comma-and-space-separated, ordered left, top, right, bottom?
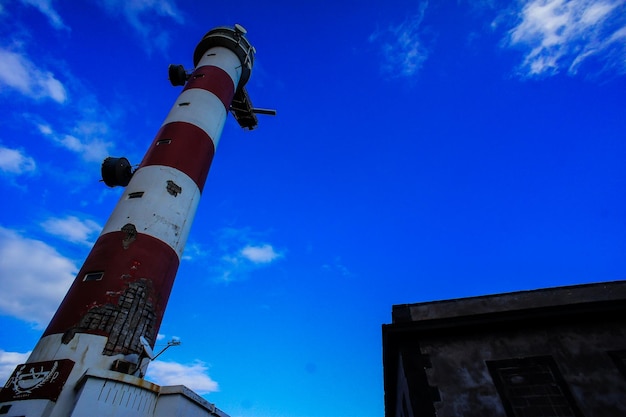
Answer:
41, 215, 101, 246
181, 241, 208, 261
322, 256, 352, 277
220, 243, 283, 282
19, 0, 68, 30
201, 227, 284, 283
146, 360, 218, 394
369, 1, 431, 78
96, 0, 184, 50
0, 350, 31, 384
0, 146, 36, 175
504, 0, 626, 76
36, 121, 113, 163
0, 227, 76, 327
0, 48, 67, 103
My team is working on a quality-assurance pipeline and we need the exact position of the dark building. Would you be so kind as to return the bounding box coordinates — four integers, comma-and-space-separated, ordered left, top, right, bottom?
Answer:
382, 280, 626, 417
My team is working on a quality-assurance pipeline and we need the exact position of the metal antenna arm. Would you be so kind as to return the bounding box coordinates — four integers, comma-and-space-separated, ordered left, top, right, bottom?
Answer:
151, 339, 181, 361
252, 108, 277, 116
230, 87, 276, 130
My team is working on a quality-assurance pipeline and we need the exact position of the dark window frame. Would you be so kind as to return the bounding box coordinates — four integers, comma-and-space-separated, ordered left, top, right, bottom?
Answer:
486, 356, 584, 417
83, 271, 104, 282
128, 191, 144, 199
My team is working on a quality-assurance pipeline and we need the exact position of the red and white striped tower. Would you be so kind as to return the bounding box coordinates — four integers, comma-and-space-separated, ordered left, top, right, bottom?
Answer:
0, 25, 258, 417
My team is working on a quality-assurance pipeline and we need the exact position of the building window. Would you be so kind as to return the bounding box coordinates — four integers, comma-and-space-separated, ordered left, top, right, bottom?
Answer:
83, 272, 104, 282
486, 356, 583, 417
128, 191, 144, 199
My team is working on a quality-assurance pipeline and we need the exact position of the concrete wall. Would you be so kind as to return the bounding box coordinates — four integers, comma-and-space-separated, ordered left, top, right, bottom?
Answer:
383, 281, 626, 417
421, 321, 626, 417
155, 386, 228, 417
0, 369, 228, 417
69, 370, 226, 417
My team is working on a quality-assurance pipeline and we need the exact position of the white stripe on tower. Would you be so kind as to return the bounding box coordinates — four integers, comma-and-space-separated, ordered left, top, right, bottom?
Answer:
100, 166, 200, 259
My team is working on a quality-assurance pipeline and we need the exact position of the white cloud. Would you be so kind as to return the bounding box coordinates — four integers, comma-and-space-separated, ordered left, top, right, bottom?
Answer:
0, 350, 31, 384
369, 1, 431, 78
505, 0, 626, 76
204, 228, 284, 283
217, 243, 283, 282
0, 48, 67, 103
20, 0, 67, 30
41, 215, 101, 246
0, 227, 76, 327
37, 124, 53, 135
96, 0, 184, 49
182, 242, 208, 261
146, 360, 218, 394
240, 244, 281, 264
0, 146, 36, 175
37, 122, 112, 163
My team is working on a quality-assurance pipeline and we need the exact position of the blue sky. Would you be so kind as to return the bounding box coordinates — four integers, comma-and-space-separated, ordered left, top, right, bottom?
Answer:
0, 0, 625, 416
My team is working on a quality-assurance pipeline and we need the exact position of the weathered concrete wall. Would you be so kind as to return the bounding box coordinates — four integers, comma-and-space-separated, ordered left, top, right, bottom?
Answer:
420, 321, 626, 417
395, 281, 626, 323
384, 281, 626, 417
69, 370, 227, 417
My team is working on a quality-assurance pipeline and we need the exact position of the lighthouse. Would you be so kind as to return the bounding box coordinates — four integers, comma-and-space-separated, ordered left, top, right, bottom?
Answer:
0, 25, 270, 417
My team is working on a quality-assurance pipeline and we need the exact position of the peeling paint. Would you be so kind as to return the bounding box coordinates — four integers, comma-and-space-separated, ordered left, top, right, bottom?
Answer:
166, 180, 182, 196
121, 223, 137, 249
61, 279, 157, 358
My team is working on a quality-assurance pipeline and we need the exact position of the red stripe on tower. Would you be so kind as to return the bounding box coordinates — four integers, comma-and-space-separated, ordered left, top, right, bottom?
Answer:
182, 65, 235, 109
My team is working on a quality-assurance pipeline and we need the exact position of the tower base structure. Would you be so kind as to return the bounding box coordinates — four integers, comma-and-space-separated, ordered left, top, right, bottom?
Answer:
0, 370, 229, 417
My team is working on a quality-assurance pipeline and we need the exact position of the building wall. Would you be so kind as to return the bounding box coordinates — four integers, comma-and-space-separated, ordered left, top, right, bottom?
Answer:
0, 370, 227, 417
69, 371, 227, 417
383, 281, 626, 417
155, 386, 229, 417
72, 376, 158, 417
421, 321, 626, 416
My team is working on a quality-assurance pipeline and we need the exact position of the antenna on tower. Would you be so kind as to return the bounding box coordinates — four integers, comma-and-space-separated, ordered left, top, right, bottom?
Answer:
137, 335, 181, 378
139, 335, 155, 360
168, 64, 189, 86
229, 87, 276, 130
140, 335, 181, 361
